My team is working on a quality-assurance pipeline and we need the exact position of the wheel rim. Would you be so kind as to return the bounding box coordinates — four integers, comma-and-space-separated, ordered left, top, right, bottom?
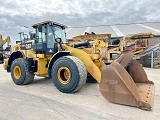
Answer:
13, 66, 21, 79
57, 66, 71, 84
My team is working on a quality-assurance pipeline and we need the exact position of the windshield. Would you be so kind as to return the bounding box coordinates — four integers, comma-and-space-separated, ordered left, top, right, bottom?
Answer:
51, 25, 66, 43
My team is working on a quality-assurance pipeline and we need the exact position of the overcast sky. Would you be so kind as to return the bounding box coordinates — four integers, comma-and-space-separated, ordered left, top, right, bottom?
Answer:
0, 0, 160, 43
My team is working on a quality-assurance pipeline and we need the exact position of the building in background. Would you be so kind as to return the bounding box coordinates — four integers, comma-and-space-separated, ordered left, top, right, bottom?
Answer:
66, 22, 160, 68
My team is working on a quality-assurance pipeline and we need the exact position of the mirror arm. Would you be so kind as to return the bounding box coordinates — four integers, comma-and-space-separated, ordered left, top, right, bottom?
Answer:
59, 43, 64, 51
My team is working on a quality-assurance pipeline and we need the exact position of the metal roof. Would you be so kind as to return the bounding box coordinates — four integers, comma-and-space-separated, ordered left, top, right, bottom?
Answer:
66, 27, 87, 40
66, 22, 160, 39
32, 21, 67, 28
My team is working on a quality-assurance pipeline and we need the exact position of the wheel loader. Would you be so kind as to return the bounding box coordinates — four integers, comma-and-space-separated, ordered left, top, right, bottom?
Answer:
3, 21, 154, 110
71, 32, 153, 64
0, 34, 11, 64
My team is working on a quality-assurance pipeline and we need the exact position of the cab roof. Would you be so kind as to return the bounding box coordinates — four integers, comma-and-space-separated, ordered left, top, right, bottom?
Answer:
32, 21, 67, 29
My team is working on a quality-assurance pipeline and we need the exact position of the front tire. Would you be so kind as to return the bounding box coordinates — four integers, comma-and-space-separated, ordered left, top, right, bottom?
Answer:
51, 56, 87, 93
11, 58, 34, 85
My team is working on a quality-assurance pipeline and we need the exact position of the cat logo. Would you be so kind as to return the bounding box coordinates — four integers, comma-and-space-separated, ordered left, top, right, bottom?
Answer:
49, 49, 53, 52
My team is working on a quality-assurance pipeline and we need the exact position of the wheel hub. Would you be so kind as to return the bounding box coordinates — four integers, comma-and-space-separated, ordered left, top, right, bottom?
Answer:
57, 66, 71, 84
13, 66, 21, 79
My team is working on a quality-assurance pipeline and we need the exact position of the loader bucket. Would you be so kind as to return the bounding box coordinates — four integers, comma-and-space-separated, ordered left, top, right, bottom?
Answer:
100, 51, 155, 110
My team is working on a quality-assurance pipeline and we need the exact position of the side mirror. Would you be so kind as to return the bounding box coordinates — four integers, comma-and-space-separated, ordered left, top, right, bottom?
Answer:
55, 38, 62, 43
29, 30, 33, 35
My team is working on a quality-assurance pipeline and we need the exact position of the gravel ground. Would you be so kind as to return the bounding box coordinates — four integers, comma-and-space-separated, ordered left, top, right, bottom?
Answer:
0, 64, 160, 120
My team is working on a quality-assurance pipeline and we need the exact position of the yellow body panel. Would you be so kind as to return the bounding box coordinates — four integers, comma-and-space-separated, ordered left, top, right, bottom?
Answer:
32, 54, 45, 58
3, 58, 8, 70
33, 54, 52, 77
11, 44, 21, 52
34, 58, 48, 76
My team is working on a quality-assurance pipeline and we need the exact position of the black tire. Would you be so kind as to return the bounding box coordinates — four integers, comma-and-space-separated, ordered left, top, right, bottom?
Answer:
86, 76, 97, 83
0, 53, 3, 64
51, 56, 87, 93
11, 58, 34, 85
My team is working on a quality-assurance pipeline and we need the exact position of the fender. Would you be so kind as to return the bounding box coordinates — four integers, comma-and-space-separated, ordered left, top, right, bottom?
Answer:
7, 51, 24, 72
48, 51, 70, 77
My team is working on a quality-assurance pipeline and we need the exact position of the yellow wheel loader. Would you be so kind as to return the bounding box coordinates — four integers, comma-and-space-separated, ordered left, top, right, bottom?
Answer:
3, 21, 154, 110
0, 34, 11, 64
71, 32, 153, 64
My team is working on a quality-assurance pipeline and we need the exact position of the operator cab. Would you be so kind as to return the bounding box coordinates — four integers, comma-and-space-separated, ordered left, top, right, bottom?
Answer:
32, 21, 67, 54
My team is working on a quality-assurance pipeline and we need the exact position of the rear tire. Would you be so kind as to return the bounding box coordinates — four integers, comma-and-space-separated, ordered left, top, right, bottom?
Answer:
11, 58, 34, 85
51, 56, 87, 93
0, 53, 3, 64
86, 76, 97, 83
